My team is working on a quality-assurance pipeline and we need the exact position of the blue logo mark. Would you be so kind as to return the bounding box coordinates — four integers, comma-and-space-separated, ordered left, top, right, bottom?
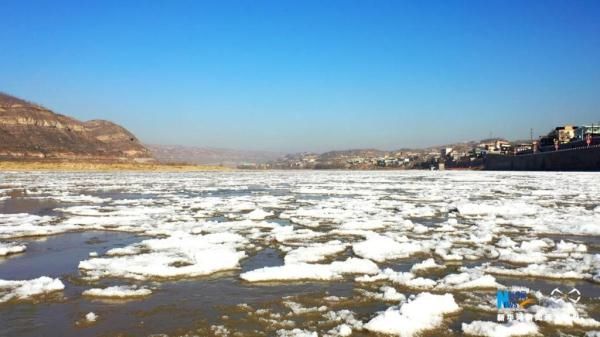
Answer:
497, 290, 528, 309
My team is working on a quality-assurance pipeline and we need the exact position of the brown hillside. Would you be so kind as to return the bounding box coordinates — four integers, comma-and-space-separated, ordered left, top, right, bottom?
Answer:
0, 92, 154, 162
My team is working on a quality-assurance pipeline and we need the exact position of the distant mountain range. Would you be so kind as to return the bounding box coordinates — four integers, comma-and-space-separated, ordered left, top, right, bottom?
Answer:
0, 92, 153, 162
146, 144, 282, 167
0, 91, 519, 168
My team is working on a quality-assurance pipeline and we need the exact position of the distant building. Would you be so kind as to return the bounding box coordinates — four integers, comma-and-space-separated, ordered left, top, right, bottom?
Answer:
441, 147, 453, 158
555, 125, 578, 143
575, 124, 600, 140
514, 143, 533, 154
479, 140, 510, 154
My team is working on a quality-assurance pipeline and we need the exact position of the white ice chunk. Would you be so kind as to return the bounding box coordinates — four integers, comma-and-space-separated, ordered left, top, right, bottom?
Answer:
85, 312, 98, 322
527, 296, 600, 327
0, 242, 26, 256
410, 258, 445, 272
246, 208, 274, 220
457, 202, 537, 217
364, 292, 460, 337
241, 258, 379, 282
353, 233, 427, 262
462, 320, 538, 337
82, 285, 152, 298
79, 232, 246, 280
284, 240, 347, 264
0, 276, 64, 303
276, 329, 318, 337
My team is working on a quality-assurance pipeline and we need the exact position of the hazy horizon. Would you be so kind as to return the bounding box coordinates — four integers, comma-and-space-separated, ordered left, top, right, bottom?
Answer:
1, 1, 599, 152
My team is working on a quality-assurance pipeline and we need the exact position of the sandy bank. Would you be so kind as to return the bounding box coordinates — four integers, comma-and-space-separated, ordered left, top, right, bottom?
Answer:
0, 161, 232, 172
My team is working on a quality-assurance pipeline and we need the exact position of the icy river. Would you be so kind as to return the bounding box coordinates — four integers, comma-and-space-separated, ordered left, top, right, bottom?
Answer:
0, 171, 599, 337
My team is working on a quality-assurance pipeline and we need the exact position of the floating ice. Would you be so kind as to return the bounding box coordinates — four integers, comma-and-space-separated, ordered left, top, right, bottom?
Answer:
356, 268, 437, 290
276, 329, 318, 337
360, 286, 406, 302
246, 208, 274, 220
322, 309, 363, 337
0, 242, 26, 256
0, 276, 64, 303
457, 202, 538, 217
2, 170, 600, 336
462, 320, 539, 337
85, 312, 98, 322
353, 233, 428, 262
0, 213, 61, 239
241, 258, 379, 282
284, 240, 348, 264
436, 269, 500, 290
485, 254, 600, 281
527, 293, 600, 327
79, 232, 246, 280
82, 285, 152, 298
283, 300, 327, 315
364, 292, 460, 337
411, 258, 445, 272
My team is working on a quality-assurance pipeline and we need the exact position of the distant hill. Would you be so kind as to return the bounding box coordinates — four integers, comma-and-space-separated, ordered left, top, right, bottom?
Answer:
0, 92, 154, 162
318, 149, 388, 160
146, 144, 282, 167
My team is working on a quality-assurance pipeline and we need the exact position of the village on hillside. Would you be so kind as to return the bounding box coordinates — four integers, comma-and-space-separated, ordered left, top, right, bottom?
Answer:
239, 123, 600, 170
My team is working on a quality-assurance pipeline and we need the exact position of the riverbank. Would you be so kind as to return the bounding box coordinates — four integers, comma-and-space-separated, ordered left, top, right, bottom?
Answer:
0, 161, 232, 172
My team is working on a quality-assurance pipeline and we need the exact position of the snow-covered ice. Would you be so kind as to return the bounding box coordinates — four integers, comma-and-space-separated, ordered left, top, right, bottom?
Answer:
462, 320, 539, 337
241, 258, 379, 282
82, 285, 152, 298
85, 312, 98, 322
0, 276, 64, 303
364, 292, 460, 337
1, 170, 600, 336
0, 242, 26, 256
410, 258, 445, 272
79, 232, 246, 280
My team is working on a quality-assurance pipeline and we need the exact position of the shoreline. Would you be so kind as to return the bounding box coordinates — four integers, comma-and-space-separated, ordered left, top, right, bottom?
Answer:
0, 161, 233, 172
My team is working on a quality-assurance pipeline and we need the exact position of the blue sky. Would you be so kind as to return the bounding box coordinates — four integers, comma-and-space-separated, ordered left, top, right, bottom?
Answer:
1, 0, 599, 152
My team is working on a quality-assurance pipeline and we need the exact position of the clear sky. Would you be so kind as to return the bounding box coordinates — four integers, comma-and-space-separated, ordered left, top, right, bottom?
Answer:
1, 0, 599, 152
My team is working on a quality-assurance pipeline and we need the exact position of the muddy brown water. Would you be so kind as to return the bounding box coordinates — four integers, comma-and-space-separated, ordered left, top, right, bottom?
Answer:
0, 232, 358, 337
2, 230, 599, 337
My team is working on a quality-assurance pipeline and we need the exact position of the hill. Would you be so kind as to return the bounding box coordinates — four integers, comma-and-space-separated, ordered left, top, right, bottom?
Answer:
0, 92, 153, 162
146, 144, 281, 167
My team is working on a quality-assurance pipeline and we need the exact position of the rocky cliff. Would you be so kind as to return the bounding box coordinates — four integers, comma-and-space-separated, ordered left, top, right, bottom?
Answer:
0, 92, 154, 162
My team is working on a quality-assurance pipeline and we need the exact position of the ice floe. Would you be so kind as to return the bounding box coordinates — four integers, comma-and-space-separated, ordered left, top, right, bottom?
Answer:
2, 170, 600, 336
462, 320, 539, 337
246, 208, 274, 220
241, 258, 379, 282
276, 329, 318, 337
410, 258, 445, 272
85, 312, 98, 322
359, 286, 406, 302
364, 292, 460, 337
0, 276, 64, 303
284, 240, 348, 264
352, 233, 429, 262
0, 242, 26, 256
526, 292, 600, 327
82, 285, 152, 298
79, 232, 246, 280
0, 213, 60, 239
